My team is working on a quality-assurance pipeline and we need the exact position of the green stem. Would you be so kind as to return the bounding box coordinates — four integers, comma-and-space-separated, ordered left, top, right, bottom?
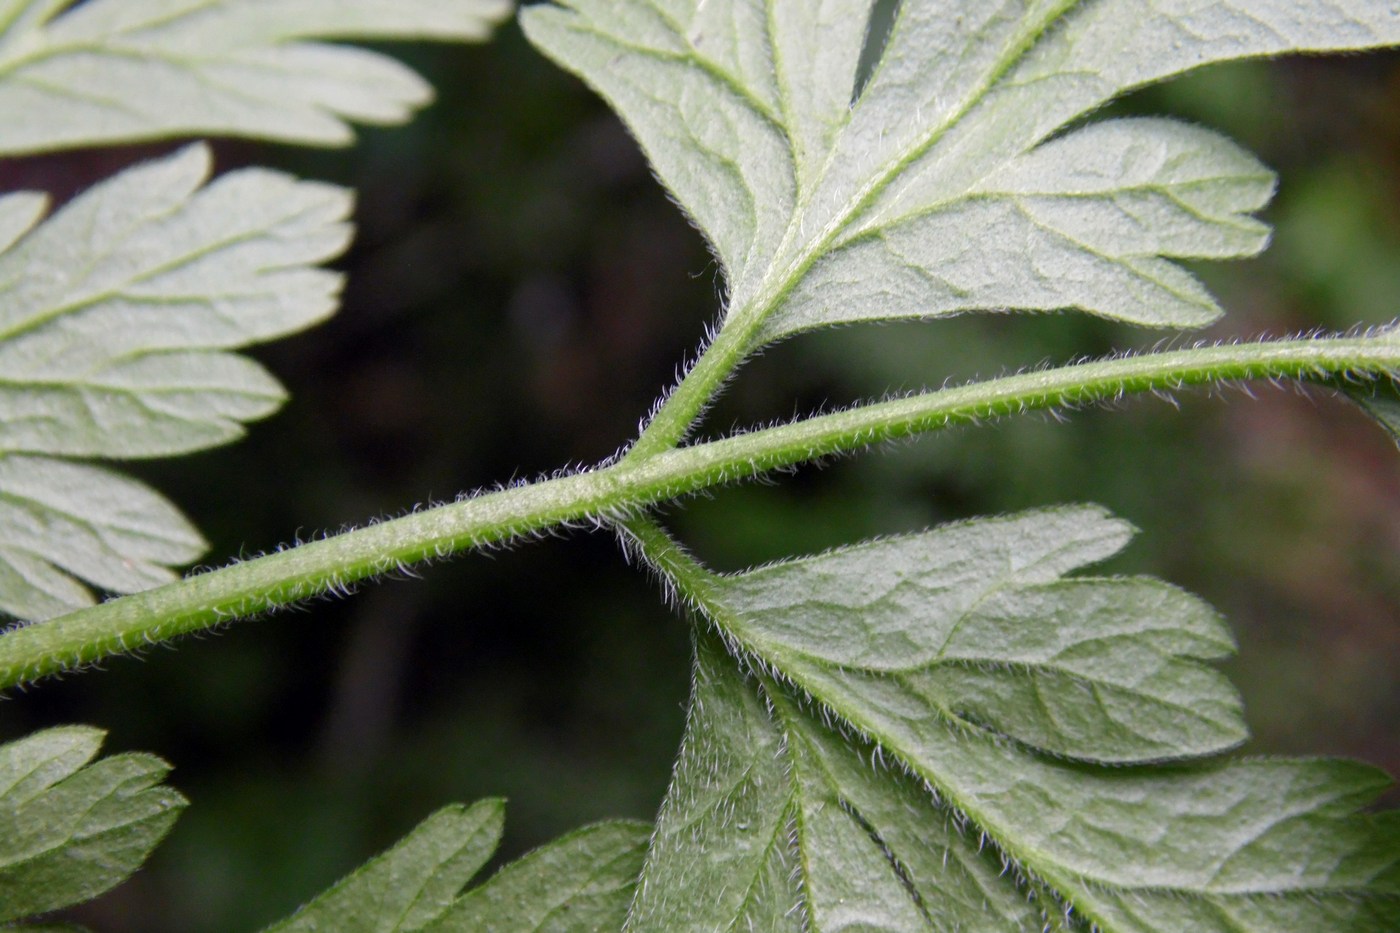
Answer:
2, 334, 1395, 689
617, 512, 719, 603
623, 313, 759, 461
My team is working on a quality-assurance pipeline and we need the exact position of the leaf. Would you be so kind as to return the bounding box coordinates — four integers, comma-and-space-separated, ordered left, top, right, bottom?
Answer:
0, 725, 186, 924
426, 820, 650, 931
628, 630, 1074, 931
624, 630, 804, 932
0, 0, 512, 155
0, 143, 353, 621
720, 505, 1246, 764
633, 508, 1400, 930
522, 1, 1400, 343
265, 798, 648, 933
0, 457, 206, 621
263, 800, 505, 933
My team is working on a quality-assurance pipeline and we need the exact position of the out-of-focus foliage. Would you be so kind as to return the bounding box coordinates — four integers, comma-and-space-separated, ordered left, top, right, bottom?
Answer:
0, 727, 184, 926
262, 799, 647, 933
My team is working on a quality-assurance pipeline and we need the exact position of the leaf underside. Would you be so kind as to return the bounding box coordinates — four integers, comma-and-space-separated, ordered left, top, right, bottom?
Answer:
628, 508, 1400, 932
0, 0, 512, 155
2, 1, 1398, 931
0, 1, 512, 623
523, 0, 1398, 344
0, 143, 352, 621
0, 726, 186, 924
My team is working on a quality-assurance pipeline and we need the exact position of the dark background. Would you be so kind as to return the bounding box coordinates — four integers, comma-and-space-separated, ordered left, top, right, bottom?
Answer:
2, 11, 1398, 932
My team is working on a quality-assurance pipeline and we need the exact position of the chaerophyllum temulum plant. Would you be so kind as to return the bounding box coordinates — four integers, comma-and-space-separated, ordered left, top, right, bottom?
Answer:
0, 0, 1398, 929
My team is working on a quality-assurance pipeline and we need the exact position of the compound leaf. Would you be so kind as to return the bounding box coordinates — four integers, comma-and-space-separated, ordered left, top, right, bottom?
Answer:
636, 506, 1400, 930
0, 726, 185, 924
0, 143, 352, 621
522, 1, 1400, 343
0, 0, 512, 155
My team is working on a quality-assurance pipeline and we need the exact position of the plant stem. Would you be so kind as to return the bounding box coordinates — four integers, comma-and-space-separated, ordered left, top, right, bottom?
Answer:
1, 334, 1395, 689
623, 314, 757, 461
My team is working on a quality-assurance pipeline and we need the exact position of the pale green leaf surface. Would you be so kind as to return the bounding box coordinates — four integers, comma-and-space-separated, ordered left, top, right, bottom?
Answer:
264, 800, 504, 933
718, 505, 1244, 762
630, 630, 1078, 931
0, 726, 185, 923
524, 1, 1399, 343
0, 143, 351, 458
0, 0, 512, 154
640, 504, 1400, 929
817, 695, 1400, 931
772, 687, 1080, 933
427, 819, 649, 932
0, 456, 205, 620
0, 143, 353, 620
625, 631, 803, 932
521, 0, 798, 296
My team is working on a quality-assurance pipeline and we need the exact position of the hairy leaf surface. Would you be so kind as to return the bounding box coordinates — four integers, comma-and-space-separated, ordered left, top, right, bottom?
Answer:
0, 144, 352, 620
628, 631, 1070, 932
263, 800, 504, 933
0, 0, 511, 154
0, 726, 185, 924
265, 799, 648, 933
523, 1, 1399, 344
720, 506, 1246, 764
427, 819, 649, 931
638, 508, 1400, 930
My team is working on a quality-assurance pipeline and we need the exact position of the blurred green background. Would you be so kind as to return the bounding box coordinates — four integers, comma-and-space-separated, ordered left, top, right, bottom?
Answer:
2, 10, 1398, 932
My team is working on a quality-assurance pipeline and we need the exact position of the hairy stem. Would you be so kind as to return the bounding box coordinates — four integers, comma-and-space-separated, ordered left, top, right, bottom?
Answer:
2, 334, 1396, 689
623, 313, 759, 461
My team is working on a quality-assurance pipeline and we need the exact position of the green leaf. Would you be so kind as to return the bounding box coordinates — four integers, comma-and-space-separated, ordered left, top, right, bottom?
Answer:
265, 798, 647, 933
0, 725, 185, 924
825, 718, 1400, 931
630, 507, 1400, 930
426, 820, 650, 931
625, 631, 803, 932
263, 800, 505, 933
0, 143, 353, 621
0, 0, 511, 155
522, 1, 1399, 343
630, 630, 1072, 931
719, 506, 1246, 764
